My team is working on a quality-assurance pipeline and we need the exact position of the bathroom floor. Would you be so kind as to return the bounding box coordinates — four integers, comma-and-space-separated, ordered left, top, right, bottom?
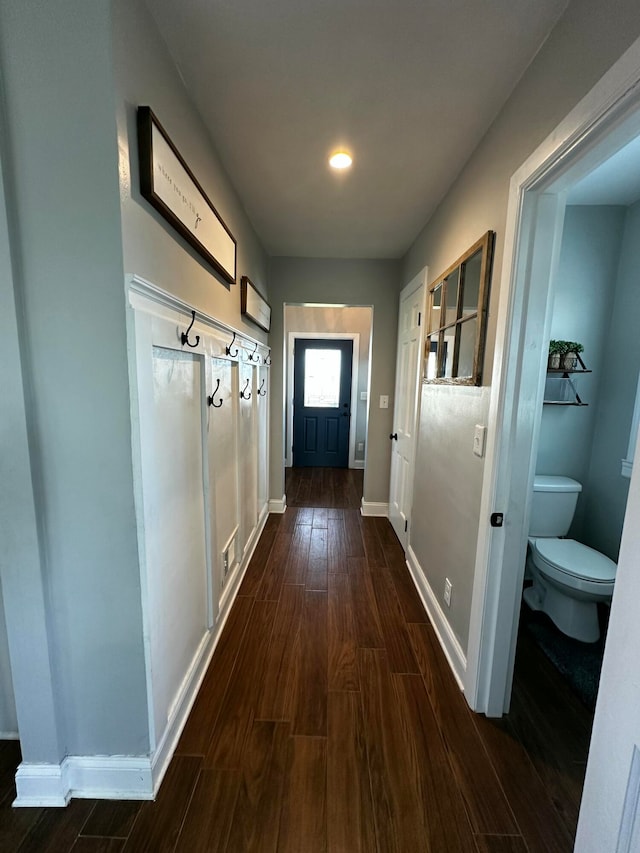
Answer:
520, 601, 608, 712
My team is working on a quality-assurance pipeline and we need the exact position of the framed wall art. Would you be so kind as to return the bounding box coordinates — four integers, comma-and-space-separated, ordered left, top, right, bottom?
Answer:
137, 106, 237, 283
241, 276, 271, 332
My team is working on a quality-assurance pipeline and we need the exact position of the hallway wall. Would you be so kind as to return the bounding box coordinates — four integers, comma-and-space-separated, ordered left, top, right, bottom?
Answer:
402, 0, 640, 655
268, 258, 401, 506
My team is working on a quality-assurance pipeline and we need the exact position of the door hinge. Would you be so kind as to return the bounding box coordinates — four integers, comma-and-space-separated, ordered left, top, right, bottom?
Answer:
404, 519, 408, 533
490, 512, 504, 528
418, 311, 421, 326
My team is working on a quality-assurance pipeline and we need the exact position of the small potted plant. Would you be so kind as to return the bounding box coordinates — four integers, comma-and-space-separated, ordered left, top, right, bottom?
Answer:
548, 340, 563, 369
561, 341, 584, 371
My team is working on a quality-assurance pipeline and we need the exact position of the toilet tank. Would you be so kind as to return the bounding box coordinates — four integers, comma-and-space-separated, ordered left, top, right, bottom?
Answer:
530, 475, 582, 537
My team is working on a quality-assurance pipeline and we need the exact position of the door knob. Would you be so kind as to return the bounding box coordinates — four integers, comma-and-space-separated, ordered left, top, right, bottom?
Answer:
389, 432, 398, 441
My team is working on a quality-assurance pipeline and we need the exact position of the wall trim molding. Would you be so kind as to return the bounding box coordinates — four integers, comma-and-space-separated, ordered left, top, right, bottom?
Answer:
360, 500, 388, 517
406, 546, 467, 690
14, 508, 271, 808
0, 731, 19, 740
352, 460, 365, 470
268, 495, 287, 513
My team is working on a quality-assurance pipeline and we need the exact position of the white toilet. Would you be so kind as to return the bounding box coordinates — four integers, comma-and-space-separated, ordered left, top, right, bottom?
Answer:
523, 475, 616, 642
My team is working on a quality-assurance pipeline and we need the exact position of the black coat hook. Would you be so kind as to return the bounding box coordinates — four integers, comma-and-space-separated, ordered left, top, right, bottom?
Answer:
240, 378, 251, 400
258, 379, 266, 397
249, 341, 260, 362
181, 310, 200, 348
264, 354, 272, 365
207, 378, 223, 408
226, 331, 238, 357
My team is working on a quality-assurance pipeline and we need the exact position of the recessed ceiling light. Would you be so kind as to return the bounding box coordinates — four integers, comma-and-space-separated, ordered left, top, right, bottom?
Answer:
329, 151, 352, 170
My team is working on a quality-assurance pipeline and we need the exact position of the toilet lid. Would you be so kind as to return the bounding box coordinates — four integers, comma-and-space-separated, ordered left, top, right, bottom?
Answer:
533, 539, 617, 582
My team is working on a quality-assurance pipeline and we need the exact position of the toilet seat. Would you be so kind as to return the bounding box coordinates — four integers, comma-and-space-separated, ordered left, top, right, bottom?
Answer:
532, 538, 616, 583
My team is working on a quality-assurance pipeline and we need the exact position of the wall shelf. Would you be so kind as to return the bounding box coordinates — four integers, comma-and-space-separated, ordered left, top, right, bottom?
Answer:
543, 359, 590, 406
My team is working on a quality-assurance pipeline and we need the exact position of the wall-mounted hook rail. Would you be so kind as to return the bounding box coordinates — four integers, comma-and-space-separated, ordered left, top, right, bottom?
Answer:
226, 331, 238, 357
264, 355, 272, 365
249, 341, 260, 362
207, 378, 223, 408
240, 378, 251, 400
181, 310, 200, 348
258, 379, 266, 397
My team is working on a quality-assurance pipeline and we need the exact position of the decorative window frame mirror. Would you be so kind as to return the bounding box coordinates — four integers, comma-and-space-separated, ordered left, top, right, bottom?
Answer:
424, 230, 495, 385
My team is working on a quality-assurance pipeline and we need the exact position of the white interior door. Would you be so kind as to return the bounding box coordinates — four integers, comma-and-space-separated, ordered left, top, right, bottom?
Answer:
389, 268, 427, 548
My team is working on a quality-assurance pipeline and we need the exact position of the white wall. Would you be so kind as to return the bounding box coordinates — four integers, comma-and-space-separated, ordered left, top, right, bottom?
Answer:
268, 258, 401, 505
285, 305, 372, 463
402, 0, 640, 656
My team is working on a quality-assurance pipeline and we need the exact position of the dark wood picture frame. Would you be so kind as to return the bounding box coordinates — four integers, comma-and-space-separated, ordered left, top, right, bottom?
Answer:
424, 230, 495, 386
241, 276, 271, 332
137, 106, 237, 283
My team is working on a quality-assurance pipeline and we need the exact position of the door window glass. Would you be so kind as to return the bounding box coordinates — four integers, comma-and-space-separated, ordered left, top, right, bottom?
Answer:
304, 349, 341, 407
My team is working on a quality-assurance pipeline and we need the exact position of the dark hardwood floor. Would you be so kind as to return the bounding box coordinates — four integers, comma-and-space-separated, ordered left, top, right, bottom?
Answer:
0, 468, 592, 851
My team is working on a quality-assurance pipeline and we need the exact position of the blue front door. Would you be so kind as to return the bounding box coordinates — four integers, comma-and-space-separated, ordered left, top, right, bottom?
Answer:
293, 339, 353, 467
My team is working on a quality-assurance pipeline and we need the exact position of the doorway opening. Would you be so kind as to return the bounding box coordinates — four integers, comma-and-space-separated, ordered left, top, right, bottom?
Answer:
466, 44, 640, 723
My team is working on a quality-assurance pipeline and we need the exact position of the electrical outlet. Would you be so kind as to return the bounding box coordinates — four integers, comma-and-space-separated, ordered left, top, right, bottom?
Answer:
357, 442, 364, 451
444, 578, 452, 607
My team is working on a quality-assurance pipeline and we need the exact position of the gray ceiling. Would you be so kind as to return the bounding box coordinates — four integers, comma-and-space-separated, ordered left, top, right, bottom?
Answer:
145, 0, 568, 259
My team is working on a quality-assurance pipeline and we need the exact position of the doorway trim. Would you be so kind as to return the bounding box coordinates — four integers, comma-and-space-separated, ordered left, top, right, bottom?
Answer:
465, 35, 640, 716
286, 332, 361, 470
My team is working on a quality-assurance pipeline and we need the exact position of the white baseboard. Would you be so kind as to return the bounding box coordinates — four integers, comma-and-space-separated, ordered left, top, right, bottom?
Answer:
0, 731, 19, 740
360, 500, 389, 517
268, 495, 287, 513
406, 545, 467, 690
14, 756, 154, 807
352, 460, 365, 470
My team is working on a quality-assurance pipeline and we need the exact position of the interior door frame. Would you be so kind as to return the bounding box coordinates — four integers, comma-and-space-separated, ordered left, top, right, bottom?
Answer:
286, 332, 360, 469
465, 35, 640, 716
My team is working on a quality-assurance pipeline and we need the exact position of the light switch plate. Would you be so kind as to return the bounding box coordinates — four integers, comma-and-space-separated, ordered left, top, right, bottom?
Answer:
360, 391, 368, 401
380, 395, 389, 409
473, 424, 487, 457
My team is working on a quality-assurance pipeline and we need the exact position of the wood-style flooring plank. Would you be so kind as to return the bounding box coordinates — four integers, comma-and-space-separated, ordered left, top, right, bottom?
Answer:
328, 573, 359, 692
348, 558, 385, 649
372, 518, 428, 623
174, 769, 241, 852
327, 691, 377, 853
394, 672, 479, 853
358, 648, 426, 852
225, 721, 289, 853
283, 524, 312, 584
176, 595, 254, 755
205, 600, 278, 769
297, 507, 314, 525
359, 516, 387, 569
407, 623, 519, 835
370, 568, 419, 673
293, 591, 328, 737
256, 584, 305, 722
343, 509, 365, 557
13, 799, 95, 853
327, 517, 347, 574
474, 836, 529, 853
0, 803, 43, 853
313, 508, 328, 528
122, 756, 201, 853
256, 530, 293, 601
80, 800, 141, 839
71, 839, 125, 853
306, 527, 328, 591
278, 736, 327, 853
471, 713, 575, 853
279, 506, 299, 534
237, 525, 278, 597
